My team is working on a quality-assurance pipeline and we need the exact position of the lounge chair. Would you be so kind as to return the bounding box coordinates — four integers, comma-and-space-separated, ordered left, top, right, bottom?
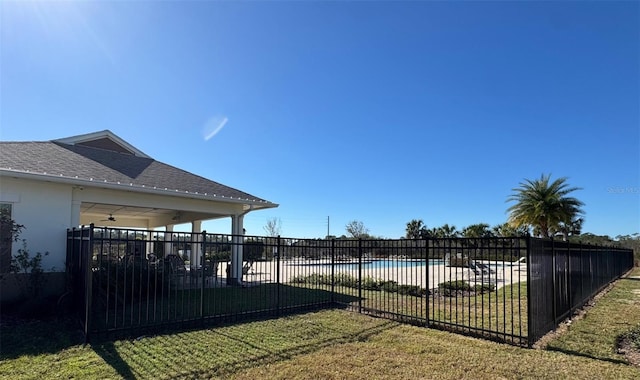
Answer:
242, 261, 254, 275
469, 260, 494, 276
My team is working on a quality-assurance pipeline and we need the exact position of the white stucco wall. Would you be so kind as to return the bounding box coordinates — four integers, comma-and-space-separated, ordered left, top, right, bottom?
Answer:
0, 177, 72, 272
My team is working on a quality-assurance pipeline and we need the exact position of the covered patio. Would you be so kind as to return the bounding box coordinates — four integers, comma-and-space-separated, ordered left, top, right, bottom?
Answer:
1, 129, 277, 285
75, 192, 275, 285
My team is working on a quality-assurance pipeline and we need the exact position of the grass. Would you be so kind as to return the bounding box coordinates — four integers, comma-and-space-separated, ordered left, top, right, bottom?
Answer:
1, 270, 640, 379
546, 273, 640, 362
89, 283, 358, 336
317, 277, 527, 344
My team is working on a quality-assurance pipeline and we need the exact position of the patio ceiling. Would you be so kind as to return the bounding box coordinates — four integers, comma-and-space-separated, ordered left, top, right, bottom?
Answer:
80, 202, 231, 229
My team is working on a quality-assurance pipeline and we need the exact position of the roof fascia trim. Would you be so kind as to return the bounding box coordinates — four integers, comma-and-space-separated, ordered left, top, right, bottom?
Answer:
0, 169, 279, 210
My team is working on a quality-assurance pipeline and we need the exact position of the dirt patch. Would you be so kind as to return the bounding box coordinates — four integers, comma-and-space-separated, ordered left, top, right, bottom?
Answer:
618, 337, 640, 367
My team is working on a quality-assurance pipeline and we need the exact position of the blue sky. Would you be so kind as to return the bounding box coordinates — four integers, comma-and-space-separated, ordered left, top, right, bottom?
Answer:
1, 1, 638, 239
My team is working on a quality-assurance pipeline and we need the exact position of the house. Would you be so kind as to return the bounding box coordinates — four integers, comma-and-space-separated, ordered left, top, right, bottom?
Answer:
0, 130, 277, 300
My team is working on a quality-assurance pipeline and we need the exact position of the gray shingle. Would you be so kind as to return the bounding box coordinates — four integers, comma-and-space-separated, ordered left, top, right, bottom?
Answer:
0, 140, 272, 204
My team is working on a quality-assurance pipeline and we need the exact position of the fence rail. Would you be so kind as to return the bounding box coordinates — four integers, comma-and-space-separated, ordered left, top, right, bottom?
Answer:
66, 225, 633, 346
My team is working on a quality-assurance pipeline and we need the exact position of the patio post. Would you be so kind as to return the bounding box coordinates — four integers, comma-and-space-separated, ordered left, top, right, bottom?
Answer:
165, 225, 174, 258
191, 220, 203, 269
229, 214, 244, 285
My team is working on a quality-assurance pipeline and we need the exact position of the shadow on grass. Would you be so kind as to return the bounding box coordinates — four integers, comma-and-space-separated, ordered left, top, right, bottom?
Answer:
90, 283, 360, 341
219, 321, 397, 373
545, 346, 628, 366
85, 307, 396, 379
91, 342, 136, 379
166, 317, 398, 378
0, 317, 85, 360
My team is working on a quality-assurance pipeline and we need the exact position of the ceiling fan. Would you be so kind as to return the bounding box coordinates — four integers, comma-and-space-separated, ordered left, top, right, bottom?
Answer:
101, 214, 117, 222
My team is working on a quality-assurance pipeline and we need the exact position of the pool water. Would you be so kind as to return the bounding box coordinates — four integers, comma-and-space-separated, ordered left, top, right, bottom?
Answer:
333, 259, 444, 270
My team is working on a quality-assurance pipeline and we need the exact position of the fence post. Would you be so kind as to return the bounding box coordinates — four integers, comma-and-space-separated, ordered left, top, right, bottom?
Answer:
526, 235, 533, 347
200, 231, 206, 320
567, 240, 573, 316
551, 238, 557, 325
579, 241, 584, 307
425, 237, 430, 327
84, 224, 94, 343
331, 239, 335, 304
358, 238, 362, 314
276, 235, 281, 316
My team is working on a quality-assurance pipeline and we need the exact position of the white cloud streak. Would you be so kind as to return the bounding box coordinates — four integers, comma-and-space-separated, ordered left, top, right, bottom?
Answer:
203, 116, 228, 141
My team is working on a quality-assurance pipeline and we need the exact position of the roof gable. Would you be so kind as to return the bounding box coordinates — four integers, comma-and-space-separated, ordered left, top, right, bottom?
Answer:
54, 130, 150, 158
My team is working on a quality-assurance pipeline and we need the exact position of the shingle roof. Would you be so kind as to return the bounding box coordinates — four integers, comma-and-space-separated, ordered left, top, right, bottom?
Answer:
0, 138, 275, 206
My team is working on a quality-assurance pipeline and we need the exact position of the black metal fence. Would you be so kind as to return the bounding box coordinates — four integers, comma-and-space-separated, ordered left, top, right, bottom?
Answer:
527, 239, 634, 343
66, 225, 633, 346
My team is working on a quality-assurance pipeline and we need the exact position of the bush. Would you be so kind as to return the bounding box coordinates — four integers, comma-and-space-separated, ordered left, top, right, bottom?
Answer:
439, 280, 472, 291
396, 284, 423, 297
473, 284, 495, 293
438, 280, 471, 296
334, 273, 358, 288
10, 240, 49, 299
93, 260, 170, 306
380, 280, 399, 293
361, 276, 382, 291
288, 274, 428, 298
437, 280, 495, 296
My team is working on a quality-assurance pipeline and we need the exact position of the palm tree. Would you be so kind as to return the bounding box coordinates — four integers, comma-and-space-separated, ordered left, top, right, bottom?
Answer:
433, 224, 459, 238
558, 217, 583, 241
461, 223, 493, 238
507, 174, 584, 239
406, 219, 426, 239
491, 222, 528, 237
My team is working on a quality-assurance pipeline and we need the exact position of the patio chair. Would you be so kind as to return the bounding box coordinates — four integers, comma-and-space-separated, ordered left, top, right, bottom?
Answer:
469, 260, 493, 276
165, 254, 187, 276
242, 261, 255, 276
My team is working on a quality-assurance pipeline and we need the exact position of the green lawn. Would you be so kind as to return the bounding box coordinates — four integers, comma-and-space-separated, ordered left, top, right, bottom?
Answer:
316, 279, 527, 344
1, 270, 640, 379
89, 283, 352, 335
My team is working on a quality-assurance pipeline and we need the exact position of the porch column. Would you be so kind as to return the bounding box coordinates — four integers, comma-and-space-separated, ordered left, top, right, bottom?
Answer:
145, 220, 154, 258
70, 200, 81, 228
230, 214, 244, 285
165, 225, 174, 258
191, 220, 202, 269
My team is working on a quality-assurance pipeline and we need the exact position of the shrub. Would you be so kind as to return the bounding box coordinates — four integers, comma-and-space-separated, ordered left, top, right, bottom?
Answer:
380, 280, 399, 293
396, 284, 423, 297
93, 260, 170, 306
361, 276, 382, 291
288, 274, 429, 298
474, 284, 495, 293
439, 280, 472, 291
334, 273, 358, 288
10, 240, 49, 299
438, 280, 471, 296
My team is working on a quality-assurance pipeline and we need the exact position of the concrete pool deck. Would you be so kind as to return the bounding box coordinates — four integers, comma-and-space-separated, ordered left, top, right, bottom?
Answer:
231, 259, 528, 290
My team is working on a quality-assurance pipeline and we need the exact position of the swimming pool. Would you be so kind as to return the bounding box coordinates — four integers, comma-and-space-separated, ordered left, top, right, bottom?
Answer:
327, 259, 445, 270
